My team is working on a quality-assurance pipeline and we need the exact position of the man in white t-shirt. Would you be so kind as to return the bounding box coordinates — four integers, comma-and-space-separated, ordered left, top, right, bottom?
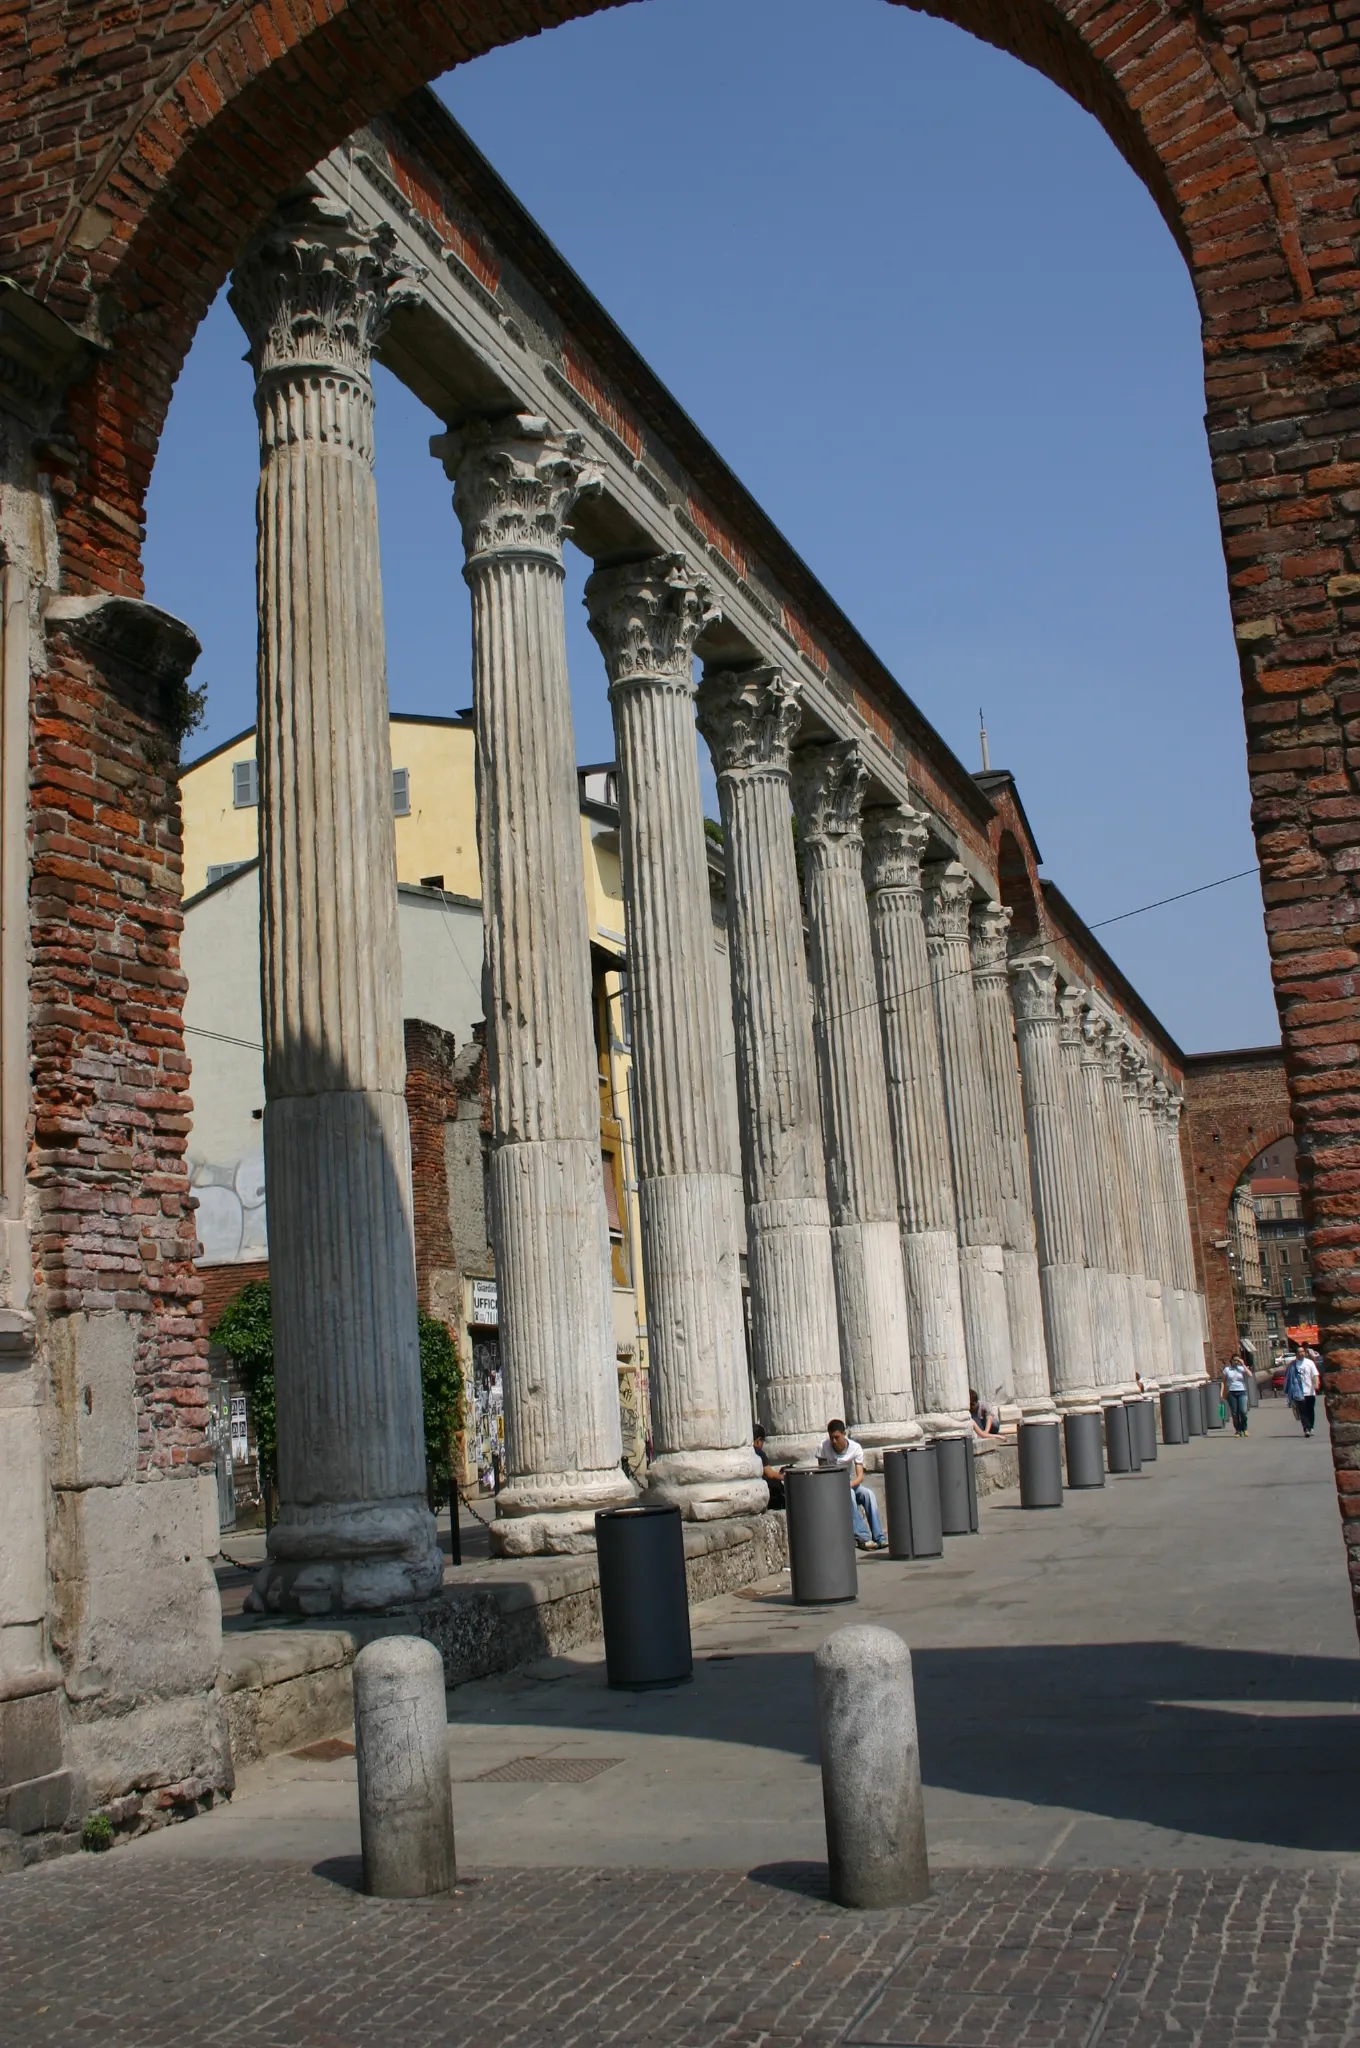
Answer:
817, 1420, 887, 1549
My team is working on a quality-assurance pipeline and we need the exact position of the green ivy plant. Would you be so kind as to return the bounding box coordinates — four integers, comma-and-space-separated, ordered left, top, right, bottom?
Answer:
211, 1281, 464, 1508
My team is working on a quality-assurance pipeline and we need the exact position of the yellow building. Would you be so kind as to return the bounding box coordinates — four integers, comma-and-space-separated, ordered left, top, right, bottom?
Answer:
180, 718, 653, 1476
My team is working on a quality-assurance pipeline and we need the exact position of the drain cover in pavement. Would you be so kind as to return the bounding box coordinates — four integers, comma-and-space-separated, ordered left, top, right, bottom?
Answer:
475, 1755, 622, 1783
291, 1737, 355, 1761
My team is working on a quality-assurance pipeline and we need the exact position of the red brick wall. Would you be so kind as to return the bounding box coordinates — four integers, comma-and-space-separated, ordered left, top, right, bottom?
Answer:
1181, 1048, 1295, 1367
404, 1018, 458, 1316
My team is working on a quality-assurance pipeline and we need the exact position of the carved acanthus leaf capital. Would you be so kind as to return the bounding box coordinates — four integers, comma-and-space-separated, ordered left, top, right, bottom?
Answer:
1118, 1037, 1143, 1095
695, 664, 801, 776
922, 861, 975, 943
789, 739, 868, 852
585, 553, 717, 690
1008, 951, 1057, 1023
969, 899, 1012, 978
230, 191, 412, 383
862, 803, 930, 894
1163, 1090, 1183, 1130
434, 413, 600, 566
1057, 983, 1086, 1047
1081, 1005, 1110, 1065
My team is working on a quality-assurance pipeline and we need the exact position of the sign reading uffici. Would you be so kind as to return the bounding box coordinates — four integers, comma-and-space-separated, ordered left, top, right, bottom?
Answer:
471, 1279, 499, 1328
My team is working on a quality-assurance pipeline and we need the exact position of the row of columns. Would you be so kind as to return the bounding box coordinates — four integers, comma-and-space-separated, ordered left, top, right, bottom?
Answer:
231, 198, 1207, 1610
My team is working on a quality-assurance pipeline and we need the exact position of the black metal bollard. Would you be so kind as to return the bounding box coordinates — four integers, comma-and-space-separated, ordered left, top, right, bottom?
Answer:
884, 1444, 943, 1559
786, 1465, 858, 1604
1205, 1379, 1225, 1430
1160, 1387, 1187, 1445
595, 1502, 692, 1690
1063, 1409, 1105, 1489
1104, 1402, 1137, 1474
1128, 1397, 1158, 1463
1018, 1419, 1063, 1507
1185, 1381, 1206, 1437
936, 1434, 979, 1535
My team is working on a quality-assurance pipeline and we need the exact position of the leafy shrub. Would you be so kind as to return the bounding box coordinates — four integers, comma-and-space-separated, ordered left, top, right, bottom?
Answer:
82, 1812, 114, 1853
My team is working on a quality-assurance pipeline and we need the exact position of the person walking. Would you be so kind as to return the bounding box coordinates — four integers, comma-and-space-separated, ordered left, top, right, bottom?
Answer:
1222, 1352, 1252, 1437
1284, 1349, 1322, 1438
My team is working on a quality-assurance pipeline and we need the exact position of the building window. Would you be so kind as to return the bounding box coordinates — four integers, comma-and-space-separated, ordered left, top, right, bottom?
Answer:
233, 758, 259, 808
206, 860, 250, 886
393, 767, 411, 816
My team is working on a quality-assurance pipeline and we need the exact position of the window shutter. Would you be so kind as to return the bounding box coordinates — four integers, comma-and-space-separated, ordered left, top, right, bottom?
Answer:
233, 758, 259, 808
392, 767, 411, 816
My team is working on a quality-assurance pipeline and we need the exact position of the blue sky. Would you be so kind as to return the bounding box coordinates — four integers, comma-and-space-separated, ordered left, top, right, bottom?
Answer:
144, 0, 1274, 1055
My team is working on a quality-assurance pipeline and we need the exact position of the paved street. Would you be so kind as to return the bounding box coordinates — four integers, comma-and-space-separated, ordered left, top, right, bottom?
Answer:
5, 1401, 1360, 2044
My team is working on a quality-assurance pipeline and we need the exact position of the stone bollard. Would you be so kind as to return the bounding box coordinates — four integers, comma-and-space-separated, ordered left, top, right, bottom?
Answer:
353, 1636, 456, 1898
813, 1624, 930, 1909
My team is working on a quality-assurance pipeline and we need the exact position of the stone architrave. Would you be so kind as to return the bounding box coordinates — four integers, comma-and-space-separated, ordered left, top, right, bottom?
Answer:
585, 555, 764, 1518
862, 805, 971, 1435
695, 663, 843, 1462
1058, 987, 1125, 1391
230, 194, 441, 1612
1080, 1008, 1140, 1393
435, 413, 633, 1555
970, 903, 1053, 1414
1009, 955, 1100, 1409
922, 863, 1016, 1416
790, 742, 919, 1450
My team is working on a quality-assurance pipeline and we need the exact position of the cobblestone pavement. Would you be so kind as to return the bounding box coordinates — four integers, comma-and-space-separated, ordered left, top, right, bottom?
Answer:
3, 1856, 1359, 2046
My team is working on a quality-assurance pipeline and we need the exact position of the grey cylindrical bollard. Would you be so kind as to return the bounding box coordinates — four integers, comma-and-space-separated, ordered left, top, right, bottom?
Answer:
595, 1501, 692, 1690
1063, 1409, 1105, 1488
1104, 1402, 1136, 1474
1129, 1397, 1157, 1462
936, 1434, 978, 1535
814, 1625, 930, 1909
1160, 1387, 1187, 1445
884, 1444, 943, 1559
1205, 1380, 1225, 1430
1185, 1381, 1205, 1437
785, 1465, 858, 1604
1018, 1419, 1063, 1507
353, 1636, 455, 1899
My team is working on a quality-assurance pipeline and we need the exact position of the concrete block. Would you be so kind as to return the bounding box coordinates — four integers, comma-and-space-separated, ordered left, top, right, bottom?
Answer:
0, 1687, 63, 1786
52, 1477, 222, 1708
66, 1692, 231, 1807
50, 1312, 137, 1489
0, 1828, 22, 1874
0, 1768, 76, 1835
0, 1407, 47, 1628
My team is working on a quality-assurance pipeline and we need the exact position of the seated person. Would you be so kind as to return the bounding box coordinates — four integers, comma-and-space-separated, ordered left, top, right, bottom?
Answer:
969, 1387, 1000, 1435
816, 1419, 887, 1550
752, 1425, 786, 1510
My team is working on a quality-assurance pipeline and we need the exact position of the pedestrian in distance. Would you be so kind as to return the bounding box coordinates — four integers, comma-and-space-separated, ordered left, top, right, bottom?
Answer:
1284, 1349, 1322, 1438
817, 1420, 888, 1550
1222, 1352, 1252, 1437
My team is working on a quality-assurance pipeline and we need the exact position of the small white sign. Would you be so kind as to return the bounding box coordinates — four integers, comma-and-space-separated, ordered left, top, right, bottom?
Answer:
471, 1279, 499, 1328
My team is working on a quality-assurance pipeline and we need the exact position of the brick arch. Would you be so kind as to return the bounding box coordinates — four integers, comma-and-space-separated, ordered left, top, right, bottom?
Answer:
1181, 1050, 1295, 1371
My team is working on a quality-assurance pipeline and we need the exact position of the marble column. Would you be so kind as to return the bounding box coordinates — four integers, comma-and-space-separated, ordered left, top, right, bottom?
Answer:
922, 863, 1016, 1416
435, 413, 633, 1555
1081, 1008, 1141, 1393
971, 903, 1053, 1414
1138, 1066, 1181, 1382
791, 741, 919, 1449
1059, 987, 1128, 1391
862, 806, 971, 1435
1009, 955, 1100, 1409
1154, 1082, 1198, 1382
1165, 1091, 1209, 1375
1110, 1031, 1171, 1388
695, 663, 843, 1462
585, 555, 764, 1517
231, 194, 441, 1611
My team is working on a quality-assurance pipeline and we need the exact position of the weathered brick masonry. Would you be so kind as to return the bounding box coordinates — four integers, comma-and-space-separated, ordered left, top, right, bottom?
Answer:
1181, 1046, 1295, 1366
5, 0, 1360, 1621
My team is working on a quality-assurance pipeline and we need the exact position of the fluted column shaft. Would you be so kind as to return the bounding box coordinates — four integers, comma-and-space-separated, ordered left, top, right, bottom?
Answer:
1166, 1094, 1209, 1374
437, 414, 632, 1555
971, 904, 1052, 1413
1081, 1010, 1139, 1391
586, 556, 763, 1517
1152, 1081, 1197, 1382
791, 743, 918, 1449
1010, 956, 1098, 1407
1061, 992, 1129, 1390
231, 196, 440, 1613
863, 807, 970, 1434
1110, 1036, 1172, 1386
695, 665, 843, 1461
923, 863, 1016, 1415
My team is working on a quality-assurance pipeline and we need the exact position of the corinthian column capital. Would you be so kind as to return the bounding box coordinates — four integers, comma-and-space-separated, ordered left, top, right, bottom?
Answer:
229, 191, 409, 383
969, 899, 1012, 979
585, 553, 717, 692
1057, 984, 1085, 1047
1008, 951, 1058, 1022
862, 803, 930, 895
790, 739, 868, 854
1080, 1005, 1109, 1066
434, 413, 600, 568
695, 663, 801, 777
922, 860, 975, 942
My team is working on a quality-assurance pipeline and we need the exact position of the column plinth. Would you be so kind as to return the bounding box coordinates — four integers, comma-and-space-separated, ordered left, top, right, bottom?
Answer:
863, 807, 970, 1436
437, 413, 633, 1555
586, 556, 764, 1517
922, 863, 1015, 1417
792, 743, 919, 1451
230, 193, 440, 1612
696, 664, 843, 1463
1010, 956, 1100, 1410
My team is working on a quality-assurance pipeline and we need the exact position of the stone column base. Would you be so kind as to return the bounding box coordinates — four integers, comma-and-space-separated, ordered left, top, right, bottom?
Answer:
647, 1444, 768, 1521
490, 1466, 637, 1556
247, 1495, 443, 1616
